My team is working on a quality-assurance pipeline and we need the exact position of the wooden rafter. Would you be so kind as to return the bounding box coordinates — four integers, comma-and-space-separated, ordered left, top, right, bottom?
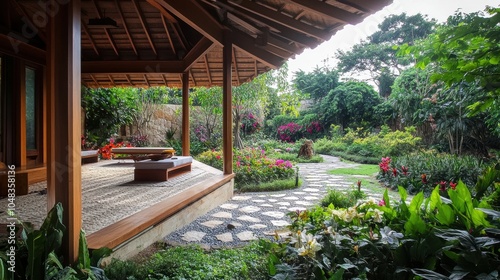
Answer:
108, 75, 114, 84
90, 74, 99, 87
125, 74, 133, 85
232, 48, 240, 84
338, 0, 393, 13
230, 29, 283, 68
203, 54, 212, 85
143, 74, 151, 87
183, 37, 214, 71
82, 21, 100, 56
161, 15, 177, 56
9, 0, 46, 42
115, 0, 138, 56
152, 0, 224, 46
91, 0, 119, 56
146, 0, 178, 23
171, 22, 188, 51
82, 60, 184, 73
229, 0, 331, 41
189, 70, 196, 86
205, 0, 317, 47
161, 74, 168, 86
132, 0, 157, 56
287, 0, 363, 24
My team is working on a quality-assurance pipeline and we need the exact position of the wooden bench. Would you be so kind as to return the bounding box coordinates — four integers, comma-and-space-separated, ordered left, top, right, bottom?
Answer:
81, 150, 99, 164
134, 156, 192, 181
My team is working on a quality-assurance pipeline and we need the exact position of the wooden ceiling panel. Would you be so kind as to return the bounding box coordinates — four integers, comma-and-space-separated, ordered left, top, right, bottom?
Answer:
17, 0, 391, 87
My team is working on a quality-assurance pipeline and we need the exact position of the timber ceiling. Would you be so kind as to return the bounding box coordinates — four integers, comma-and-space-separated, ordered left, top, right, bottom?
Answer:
7, 0, 392, 88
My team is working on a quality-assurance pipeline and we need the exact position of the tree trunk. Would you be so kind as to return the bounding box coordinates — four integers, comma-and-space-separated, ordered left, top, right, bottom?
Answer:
233, 112, 243, 149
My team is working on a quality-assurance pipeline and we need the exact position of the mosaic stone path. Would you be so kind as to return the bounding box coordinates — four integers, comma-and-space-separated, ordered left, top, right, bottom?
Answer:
164, 155, 393, 247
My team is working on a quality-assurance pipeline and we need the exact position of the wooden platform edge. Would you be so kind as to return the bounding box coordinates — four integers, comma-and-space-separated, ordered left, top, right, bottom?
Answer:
87, 173, 235, 250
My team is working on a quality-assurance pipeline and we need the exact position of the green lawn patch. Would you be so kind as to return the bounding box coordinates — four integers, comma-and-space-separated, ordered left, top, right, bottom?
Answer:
328, 164, 379, 176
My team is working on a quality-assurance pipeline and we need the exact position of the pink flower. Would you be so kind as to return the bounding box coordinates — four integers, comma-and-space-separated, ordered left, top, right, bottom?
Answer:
378, 200, 386, 206
216, 155, 221, 160
236, 161, 241, 168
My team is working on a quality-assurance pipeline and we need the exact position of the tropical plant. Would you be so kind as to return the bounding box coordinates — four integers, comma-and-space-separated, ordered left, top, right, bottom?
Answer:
0, 203, 111, 280
267, 181, 500, 279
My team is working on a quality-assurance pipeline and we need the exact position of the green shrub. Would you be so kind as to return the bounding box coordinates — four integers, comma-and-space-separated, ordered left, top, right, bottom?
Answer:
105, 243, 268, 280
268, 152, 324, 163
378, 152, 485, 195
314, 138, 347, 154
197, 148, 296, 188
320, 189, 366, 208
268, 183, 500, 279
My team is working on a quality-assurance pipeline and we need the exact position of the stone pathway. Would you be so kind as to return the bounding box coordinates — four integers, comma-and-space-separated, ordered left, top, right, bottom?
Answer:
164, 155, 393, 248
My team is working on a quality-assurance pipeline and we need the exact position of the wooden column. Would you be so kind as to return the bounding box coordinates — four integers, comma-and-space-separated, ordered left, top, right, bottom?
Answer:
222, 30, 233, 175
46, 0, 82, 264
181, 72, 190, 156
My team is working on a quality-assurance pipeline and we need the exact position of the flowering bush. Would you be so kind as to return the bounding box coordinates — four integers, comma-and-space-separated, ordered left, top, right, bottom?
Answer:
128, 134, 149, 147
266, 182, 500, 279
196, 148, 295, 187
377, 152, 485, 195
241, 113, 261, 135
99, 138, 132, 160
305, 121, 322, 134
277, 122, 303, 142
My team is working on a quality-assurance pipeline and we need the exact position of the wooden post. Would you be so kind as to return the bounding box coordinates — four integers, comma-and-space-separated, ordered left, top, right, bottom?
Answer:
182, 72, 190, 156
222, 30, 233, 175
46, 0, 82, 264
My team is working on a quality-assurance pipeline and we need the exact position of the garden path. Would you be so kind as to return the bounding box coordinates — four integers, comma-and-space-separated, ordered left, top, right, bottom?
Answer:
164, 155, 399, 248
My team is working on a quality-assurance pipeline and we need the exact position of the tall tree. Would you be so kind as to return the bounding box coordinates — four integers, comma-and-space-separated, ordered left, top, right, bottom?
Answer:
336, 13, 436, 95
293, 66, 339, 102
401, 7, 500, 137
319, 81, 381, 130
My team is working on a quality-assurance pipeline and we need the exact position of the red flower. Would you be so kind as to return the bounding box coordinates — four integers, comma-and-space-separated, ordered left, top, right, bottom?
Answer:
421, 174, 428, 184
401, 166, 408, 176
439, 181, 447, 191
216, 155, 221, 160
449, 182, 457, 190
392, 167, 398, 177
357, 180, 362, 188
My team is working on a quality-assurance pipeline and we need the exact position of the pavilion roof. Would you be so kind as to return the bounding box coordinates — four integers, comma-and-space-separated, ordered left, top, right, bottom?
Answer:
13, 0, 392, 87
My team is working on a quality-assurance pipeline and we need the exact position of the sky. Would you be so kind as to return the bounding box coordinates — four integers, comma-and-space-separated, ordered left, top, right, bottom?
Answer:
287, 0, 498, 77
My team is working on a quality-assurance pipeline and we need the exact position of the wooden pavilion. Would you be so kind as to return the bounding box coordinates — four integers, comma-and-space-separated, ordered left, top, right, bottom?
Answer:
0, 0, 392, 262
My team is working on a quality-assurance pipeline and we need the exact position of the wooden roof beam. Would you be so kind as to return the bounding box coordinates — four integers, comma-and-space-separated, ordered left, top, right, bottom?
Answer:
160, 15, 177, 55
338, 0, 393, 13
9, 0, 46, 42
203, 54, 212, 85
230, 29, 283, 69
81, 21, 100, 57
207, 0, 317, 48
132, 0, 157, 56
228, 0, 331, 41
232, 48, 240, 83
287, 0, 363, 24
183, 36, 214, 71
115, 0, 138, 56
91, 0, 119, 56
150, 0, 224, 46
82, 60, 184, 74
146, 0, 178, 23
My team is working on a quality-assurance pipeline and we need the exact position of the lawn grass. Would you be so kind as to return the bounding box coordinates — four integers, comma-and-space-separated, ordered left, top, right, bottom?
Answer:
238, 178, 303, 192
268, 152, 324, 163
328, 164, 379, 176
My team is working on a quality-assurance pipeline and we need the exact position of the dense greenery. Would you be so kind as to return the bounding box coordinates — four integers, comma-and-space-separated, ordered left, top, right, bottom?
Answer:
104, 243, 268, 280
266, 180, 500, 279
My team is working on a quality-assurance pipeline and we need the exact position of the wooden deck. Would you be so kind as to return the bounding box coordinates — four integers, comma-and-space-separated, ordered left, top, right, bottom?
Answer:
0, 159, 234, 259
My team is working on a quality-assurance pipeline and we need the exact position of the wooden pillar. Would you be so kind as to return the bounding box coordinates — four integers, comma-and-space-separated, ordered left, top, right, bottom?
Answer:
46, 0, 82, 264
181, 72, 190, 156
222, 30, 233, 175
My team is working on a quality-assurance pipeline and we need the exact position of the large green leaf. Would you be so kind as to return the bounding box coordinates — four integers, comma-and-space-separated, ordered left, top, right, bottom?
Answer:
404, 213, 427, 235
25, 231, 45, 280
90, 247, 112, 268
409, 192, 424, 214
411, 268, 449, 279
78, 230, 91, 271
436, 204, 455, 226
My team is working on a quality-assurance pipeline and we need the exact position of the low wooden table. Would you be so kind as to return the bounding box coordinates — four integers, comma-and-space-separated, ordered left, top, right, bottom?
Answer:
81, 150, 99, 164
134, 156, 193, 181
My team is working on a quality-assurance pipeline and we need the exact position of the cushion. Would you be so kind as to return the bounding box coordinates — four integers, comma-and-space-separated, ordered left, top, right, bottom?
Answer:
135, 156, 193, 170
